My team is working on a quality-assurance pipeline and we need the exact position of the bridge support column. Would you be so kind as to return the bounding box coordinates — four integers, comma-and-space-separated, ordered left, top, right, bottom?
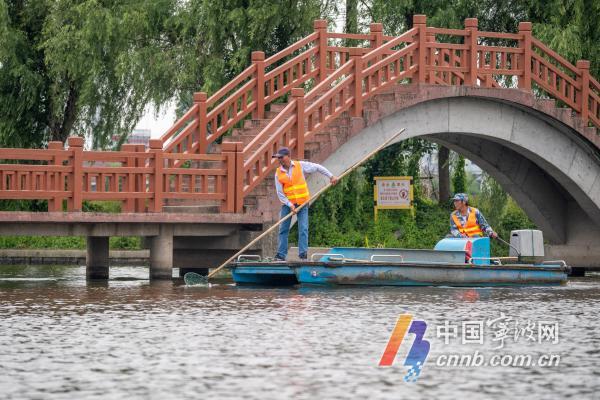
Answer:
86, 236, 109, 280
149, 225, 173, 280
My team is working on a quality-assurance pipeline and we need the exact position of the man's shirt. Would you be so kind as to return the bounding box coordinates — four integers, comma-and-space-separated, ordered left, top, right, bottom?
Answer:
275, 161, 333, 207
449, 207, 494, 237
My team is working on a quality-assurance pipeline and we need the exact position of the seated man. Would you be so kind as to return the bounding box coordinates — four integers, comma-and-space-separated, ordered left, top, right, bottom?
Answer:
449, 193, 498, 239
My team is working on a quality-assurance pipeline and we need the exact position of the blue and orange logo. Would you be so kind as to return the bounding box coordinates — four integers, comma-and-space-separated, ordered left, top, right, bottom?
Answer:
379, 314, 430, 382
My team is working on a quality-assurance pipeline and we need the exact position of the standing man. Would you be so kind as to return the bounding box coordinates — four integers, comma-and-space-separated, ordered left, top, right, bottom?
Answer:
449, 193, 498, 238
272, 147, 338, 261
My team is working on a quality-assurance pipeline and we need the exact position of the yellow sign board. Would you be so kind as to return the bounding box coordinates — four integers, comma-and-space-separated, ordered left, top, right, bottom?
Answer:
374, 176, 414, 220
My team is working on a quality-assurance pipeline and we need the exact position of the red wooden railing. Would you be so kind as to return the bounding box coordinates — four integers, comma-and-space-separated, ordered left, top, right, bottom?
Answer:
0, 15, 597, 213
159, 20, 398, 156
0, 138, 236, 212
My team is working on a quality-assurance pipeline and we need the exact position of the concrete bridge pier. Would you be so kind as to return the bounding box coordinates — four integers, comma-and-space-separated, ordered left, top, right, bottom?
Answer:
86, 236, 109, 280
149, 225, 173, 280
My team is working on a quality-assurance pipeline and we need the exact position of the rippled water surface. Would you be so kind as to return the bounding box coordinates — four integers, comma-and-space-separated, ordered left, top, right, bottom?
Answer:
0, 265, 599, 399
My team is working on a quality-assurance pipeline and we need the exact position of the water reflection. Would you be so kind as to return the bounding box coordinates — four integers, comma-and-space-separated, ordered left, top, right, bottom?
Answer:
0, 266, 599, 399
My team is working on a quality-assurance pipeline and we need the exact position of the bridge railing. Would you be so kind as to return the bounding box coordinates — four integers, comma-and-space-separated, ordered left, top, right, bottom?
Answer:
589, 76, 600, 128
0, 142, 73, 212
159, 21, 407, 156
225, 15, 599, 212
0, 138, 237, 213
159, 24, 324, 155
1, 15, 598, 214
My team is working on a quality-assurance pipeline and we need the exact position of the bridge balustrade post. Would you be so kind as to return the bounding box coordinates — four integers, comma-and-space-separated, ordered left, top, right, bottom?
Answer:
149, 139, 164, 213
251, 51, 266, 119
518, 22, 532, 91
370, 23, 384, 88
194, 92, 208, 153
221, 142, 241, 213
121, 144, 136, 212
576, 60, 590, 125
464, 18, 478, 86
426, 32, 436, 84
47, 141, 64, 212
135, 144, 146, 212
234, 143, 244, 213
291, 88, 305, 159
413, 15, 427, 83
369, 23, 383, 50
349, 48, 363, 117
314, 20, 328, 82
67, 137, 84, 212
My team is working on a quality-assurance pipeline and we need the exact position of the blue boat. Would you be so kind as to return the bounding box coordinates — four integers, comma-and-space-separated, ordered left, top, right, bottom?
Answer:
229, 235, 570, 287
230, 255, 298, 286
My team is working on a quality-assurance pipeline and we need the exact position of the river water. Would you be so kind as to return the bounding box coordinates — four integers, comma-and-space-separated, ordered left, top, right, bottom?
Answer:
0, 265, 598, 400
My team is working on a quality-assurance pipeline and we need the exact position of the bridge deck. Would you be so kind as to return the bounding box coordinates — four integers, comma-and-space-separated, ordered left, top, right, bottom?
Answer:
0, 212, 264, 237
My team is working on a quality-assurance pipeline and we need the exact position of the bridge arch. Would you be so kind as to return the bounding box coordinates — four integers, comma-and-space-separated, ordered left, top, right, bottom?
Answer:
306, 92, 600, 267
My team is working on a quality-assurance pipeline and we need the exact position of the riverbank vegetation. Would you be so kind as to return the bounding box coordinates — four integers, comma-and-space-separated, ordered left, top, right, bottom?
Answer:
0, 236, 141, 250
291, 141, 535, 256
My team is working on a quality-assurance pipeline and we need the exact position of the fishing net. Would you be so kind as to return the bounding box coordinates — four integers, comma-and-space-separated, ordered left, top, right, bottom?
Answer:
183, 272, 209, 286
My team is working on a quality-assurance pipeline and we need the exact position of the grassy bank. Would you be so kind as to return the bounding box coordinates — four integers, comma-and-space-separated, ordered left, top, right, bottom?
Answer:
0, 236, 142, 250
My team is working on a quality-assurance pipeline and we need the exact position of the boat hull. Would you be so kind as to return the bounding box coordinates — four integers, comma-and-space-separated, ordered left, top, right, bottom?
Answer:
231, 264, 298, 286
293, 262, 568, 286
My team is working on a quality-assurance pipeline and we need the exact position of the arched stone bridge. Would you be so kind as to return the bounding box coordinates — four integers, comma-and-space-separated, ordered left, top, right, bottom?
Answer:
299, 85, 600, 268
0, 15, 598, 274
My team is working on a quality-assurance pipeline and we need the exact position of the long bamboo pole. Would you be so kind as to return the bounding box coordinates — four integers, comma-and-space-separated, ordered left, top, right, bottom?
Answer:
206, 128, 406, 279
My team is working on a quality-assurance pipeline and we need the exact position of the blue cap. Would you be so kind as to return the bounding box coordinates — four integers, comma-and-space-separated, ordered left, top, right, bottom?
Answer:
272, 147, 291, 158
452, 193, 468, 202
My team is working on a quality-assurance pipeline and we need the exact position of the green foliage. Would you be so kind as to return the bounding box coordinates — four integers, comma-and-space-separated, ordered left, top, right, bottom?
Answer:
0, 0, 179, 148
173, 0, 327, 112
451, 154, 466, 194
296, 141, 535, 257
529, 0, 600, 78
345, 0, 358, 33
1, 0, 596, 151
0, 235, 85, 249
109, 236, 142, 250
476, 172, 508, 227
82, 201, 121, 213
366, 0, 598, 77
0, 235, 141, 250
290, 139, 446, 249
0, 199, 123, 212
0, 199, 48, 212
0, 0, 328, 148
488, 198, 536, 256
498, 198, 536, 235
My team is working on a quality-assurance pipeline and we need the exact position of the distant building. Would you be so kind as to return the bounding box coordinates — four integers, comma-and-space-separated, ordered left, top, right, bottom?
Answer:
127, 129, 151, 148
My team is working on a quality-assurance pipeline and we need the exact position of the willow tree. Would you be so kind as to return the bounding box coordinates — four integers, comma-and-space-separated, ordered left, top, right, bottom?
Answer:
173, 0, 329, 113
0, 0, 179, 149
0, 0, 332, 149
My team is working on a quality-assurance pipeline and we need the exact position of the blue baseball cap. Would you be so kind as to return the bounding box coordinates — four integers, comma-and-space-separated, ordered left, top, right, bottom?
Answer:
272, 147, 291, 158
452, 193, 468, 202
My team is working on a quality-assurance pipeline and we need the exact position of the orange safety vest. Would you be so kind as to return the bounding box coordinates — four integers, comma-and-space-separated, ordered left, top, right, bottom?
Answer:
277, 160, 310, 205
452, 207, 484, 237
